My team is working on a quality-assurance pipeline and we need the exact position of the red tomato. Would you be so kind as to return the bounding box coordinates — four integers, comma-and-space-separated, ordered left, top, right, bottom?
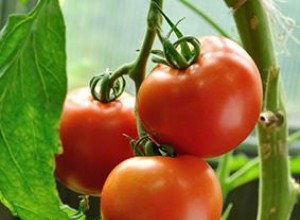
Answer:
137, 36, 262, 158
55, 87, 137, 196
101, 155, 222, 220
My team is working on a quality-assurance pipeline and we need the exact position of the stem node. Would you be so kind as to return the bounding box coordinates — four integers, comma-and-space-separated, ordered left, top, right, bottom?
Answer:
259, 111, 284, 129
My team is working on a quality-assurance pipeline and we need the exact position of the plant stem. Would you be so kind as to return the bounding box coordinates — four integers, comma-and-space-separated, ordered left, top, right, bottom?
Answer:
216, 153, 231, 199
128, 0, 163, 137
129, 0, 162, 87
221, 203, 233, 220
224, 0, 299, 219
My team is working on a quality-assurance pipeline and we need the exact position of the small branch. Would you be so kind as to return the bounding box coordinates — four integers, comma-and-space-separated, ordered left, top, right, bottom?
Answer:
109, 63, 133, 83
129, 0, 163, 89
128, 0, 163, 137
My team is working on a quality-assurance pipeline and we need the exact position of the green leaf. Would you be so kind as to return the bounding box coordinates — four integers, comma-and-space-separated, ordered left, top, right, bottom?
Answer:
227, 154, 250, 172
227, 157, 259, 190
225, 155, 300, 191
291, 156, 300, 175
0, 0, 77, 219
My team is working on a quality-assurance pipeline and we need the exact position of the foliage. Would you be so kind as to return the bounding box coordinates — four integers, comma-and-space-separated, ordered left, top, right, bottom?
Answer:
0, 0, 82, 219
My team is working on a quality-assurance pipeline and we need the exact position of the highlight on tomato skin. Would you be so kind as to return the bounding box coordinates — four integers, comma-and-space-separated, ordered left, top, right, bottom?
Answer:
137, 35, 263, 158
101, 155, 222, 220
55, 87, 138, 196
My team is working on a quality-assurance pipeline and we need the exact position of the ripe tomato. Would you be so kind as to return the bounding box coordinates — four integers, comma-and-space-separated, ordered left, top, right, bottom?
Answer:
55, 87, 137, 196
137, 36, 262, 158
101, 155, 222, 220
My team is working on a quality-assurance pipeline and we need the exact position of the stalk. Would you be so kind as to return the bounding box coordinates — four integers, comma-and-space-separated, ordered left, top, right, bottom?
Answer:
129, 0, 163, 138
216, 153, 231, 199
129, 0, 162, 88
223, 0, 299, 219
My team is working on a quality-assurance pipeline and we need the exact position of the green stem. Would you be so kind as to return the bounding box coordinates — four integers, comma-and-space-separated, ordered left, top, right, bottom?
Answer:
98, 0, 162, 137
109, 63, 133, 83
227, 157, 259, 191
178, 0, 232, 39
128, 0, 163, 137
221, 203, 233, 220
129, 0, 162, 88
216, 153, 231, 199
224, 0, 299, 219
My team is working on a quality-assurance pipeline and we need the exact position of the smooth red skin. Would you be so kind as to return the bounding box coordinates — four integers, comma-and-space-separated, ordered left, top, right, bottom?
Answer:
101, 155, 222, 220
55, 87, 137, 196
137, 36, 263, 158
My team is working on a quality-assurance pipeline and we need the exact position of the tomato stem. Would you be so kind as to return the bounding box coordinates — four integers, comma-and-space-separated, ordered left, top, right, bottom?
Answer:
224, 0, 300, 219
127, 0, 163, 138
129, 0, 163, 88
90, 0, 163, 137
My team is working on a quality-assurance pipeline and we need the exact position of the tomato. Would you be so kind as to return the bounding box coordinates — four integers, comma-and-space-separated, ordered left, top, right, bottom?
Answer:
55, 87, 137, 196
137, 36, 262, 158
101, 155, 222, 220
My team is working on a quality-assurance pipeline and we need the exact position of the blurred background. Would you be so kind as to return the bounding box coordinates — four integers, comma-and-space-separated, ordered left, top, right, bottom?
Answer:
0, 0, 299, 219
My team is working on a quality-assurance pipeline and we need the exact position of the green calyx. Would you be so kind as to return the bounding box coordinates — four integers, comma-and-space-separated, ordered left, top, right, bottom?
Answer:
152, 3, 200, 70
89, 69, 126, 103
126, 135, 176, 157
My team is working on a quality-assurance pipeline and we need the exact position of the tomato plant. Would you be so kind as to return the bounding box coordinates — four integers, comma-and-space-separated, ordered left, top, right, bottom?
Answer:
1, 1, 299, 220
101, 155, 222, 220
137, 36, 263, 158
55, 87, 137, 196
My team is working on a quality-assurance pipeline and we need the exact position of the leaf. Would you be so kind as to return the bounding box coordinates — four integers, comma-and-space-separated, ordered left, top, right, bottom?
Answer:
226, 155, 259, 191
291, 156, 300, 175
0, 0, 77, 219
227, 154, 250, 172
226, 155, 300, 191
